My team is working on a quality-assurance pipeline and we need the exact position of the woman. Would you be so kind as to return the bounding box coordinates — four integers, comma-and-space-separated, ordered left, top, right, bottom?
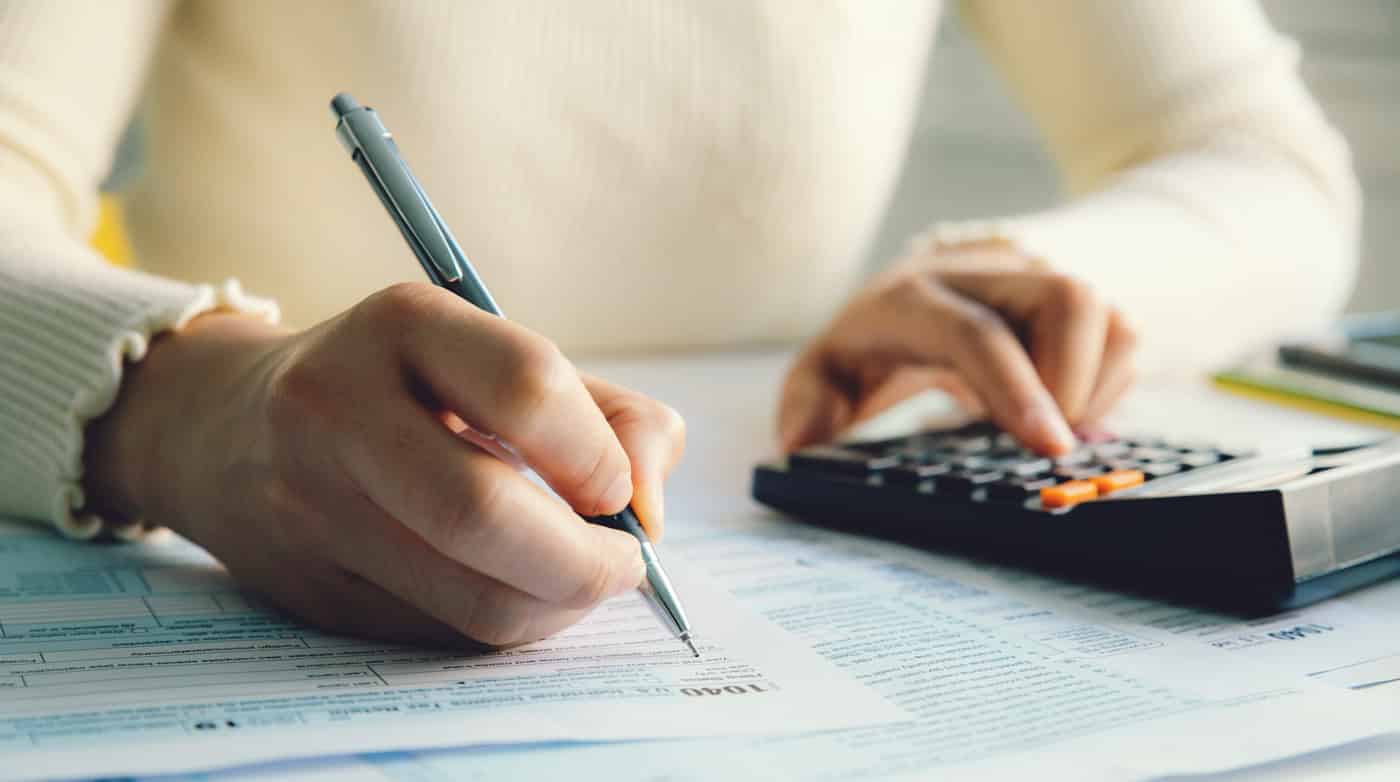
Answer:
0, 0, 1357, 646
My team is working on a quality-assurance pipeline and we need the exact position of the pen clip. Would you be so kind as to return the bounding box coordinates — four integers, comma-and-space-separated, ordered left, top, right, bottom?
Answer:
404, 173, 469, 287
333, 97, 465, 285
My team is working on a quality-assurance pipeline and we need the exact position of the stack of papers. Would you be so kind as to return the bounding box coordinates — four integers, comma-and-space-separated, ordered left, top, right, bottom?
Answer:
3, 515, 1400, 781
1216, 352, 1400, 430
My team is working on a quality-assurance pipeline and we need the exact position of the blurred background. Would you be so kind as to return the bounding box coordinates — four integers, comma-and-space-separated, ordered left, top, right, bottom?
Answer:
867, 0, 1399, 313
100, 1, 1395, 311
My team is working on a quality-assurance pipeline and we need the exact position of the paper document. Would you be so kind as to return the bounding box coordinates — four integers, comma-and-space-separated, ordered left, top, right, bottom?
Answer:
944, 553, 1400, 686
152, 524, 1400, 782
0, 521, 903, 782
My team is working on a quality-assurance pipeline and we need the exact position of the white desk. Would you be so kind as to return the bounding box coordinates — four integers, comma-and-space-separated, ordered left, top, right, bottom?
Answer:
11, 349, 1395, 781
581, 349, 1400, 781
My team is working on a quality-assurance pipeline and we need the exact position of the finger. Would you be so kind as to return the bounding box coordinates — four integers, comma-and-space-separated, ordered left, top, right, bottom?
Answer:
208, 526, 477, 648
940, 270, 1108, 423
580, 374, 686, 541
847, 366, 983, 426
1078, 311, 1139, 427
370, 285, 632, 516
327, 491, 598, 647
776, 350, 856, 453
335, 390, 644, 607
824, 277, 1074, 454
938, 302, 1075, 455
271, 565, 491, 651
1026, 280, 1110, 423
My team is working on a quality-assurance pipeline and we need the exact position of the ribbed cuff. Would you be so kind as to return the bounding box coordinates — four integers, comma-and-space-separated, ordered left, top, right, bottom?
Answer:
0, 258, 278, 540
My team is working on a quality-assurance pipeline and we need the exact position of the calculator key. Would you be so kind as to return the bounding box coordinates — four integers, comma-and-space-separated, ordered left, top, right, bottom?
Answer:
1140, 462, 1183, 478
1003, 457, 1053, 477
1040, 480, 1099, 508
988, 476, 1058, 501
994, 432, 1022, 450
939, 470, 1005, 497
1125, 436, 1169, 449
890, 445, 932, 463
1091, 469, 1145, 495
1089, 442, 1131, 460
1130, 447, 1178, 463
951, 435, 993, 453
1178, 451, 1222, 469
884, 463, 952, 485
1053, 448, 1094, 466
951, 455, 994, 471
1053, 465, 1106, 481
789, 446, 899, 476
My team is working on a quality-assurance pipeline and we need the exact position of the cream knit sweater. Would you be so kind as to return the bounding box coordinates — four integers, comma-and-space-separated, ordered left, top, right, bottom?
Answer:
0, 0, 1359, 538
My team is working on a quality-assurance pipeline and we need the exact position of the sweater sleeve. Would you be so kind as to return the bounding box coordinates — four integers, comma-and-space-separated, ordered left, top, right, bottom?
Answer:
0, 1, 277, 539
931, 0, 1360, 376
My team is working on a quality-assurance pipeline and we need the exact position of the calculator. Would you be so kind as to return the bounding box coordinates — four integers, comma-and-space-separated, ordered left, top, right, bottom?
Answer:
751, 423, 1400, 612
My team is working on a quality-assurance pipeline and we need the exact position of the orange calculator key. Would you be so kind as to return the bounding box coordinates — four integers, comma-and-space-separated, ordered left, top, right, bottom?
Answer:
1040, 480, 1099, 508
1092, 469, 1146, 495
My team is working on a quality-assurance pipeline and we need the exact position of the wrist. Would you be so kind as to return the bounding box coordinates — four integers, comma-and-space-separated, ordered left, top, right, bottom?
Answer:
82, 312, 290, 530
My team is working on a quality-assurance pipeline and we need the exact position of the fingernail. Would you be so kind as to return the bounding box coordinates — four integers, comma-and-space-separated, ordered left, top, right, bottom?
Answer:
631, 481, 664, 542
1025, 403, 1076, 453
598, 471, 633, 515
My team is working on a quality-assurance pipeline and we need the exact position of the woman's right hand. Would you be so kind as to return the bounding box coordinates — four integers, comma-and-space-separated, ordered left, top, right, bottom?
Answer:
84, 282, 686, 649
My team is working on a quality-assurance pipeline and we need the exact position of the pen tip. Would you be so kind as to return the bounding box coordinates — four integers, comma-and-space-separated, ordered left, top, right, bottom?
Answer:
683, 636, 700, 658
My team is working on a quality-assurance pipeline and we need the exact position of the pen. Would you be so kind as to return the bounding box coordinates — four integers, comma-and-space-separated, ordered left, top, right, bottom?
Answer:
329, 93, 699, 658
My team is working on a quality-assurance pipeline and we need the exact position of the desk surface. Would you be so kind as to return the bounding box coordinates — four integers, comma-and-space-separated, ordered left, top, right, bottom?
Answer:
580, 350, 1400, 781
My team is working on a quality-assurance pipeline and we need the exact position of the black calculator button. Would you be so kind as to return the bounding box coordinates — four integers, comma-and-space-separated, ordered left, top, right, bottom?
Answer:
885, 463, 952, 485
940, 470, 1005, 497
988, 476, 1058, 501
790, 446, 899, 477
889, 445, 931, 463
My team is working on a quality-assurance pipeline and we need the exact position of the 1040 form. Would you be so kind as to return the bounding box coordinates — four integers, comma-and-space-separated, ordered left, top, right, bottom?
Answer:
0, 520, 902, 781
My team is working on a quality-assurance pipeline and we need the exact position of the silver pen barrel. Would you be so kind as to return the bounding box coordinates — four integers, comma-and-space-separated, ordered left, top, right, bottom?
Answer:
638, 539, 698, 656
587, 507, 698, 657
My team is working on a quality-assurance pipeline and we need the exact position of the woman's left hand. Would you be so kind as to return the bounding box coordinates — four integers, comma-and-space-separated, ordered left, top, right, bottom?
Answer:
778, 241, 1138, 456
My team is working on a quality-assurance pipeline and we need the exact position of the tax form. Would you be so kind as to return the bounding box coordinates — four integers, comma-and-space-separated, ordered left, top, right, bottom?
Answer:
152, 523, 1400, 782
0, 520, 903, 782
